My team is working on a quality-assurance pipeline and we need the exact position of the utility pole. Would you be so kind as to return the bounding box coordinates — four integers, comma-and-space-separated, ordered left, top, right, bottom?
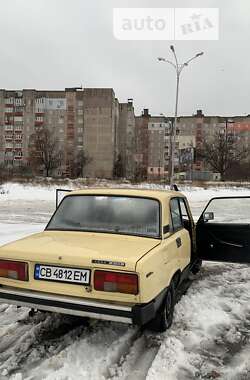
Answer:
158, 46, 204, 189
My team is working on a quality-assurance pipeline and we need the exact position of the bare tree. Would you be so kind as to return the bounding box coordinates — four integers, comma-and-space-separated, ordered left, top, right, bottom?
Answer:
29, 128, 62, 177
113, 154, 125, 179
201, 131, 249, 181
73, 149, 92, 178
133, 163, 147, 182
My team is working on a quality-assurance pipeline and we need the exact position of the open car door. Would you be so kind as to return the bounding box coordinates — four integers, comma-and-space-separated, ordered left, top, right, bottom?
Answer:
196, 196, 250, 263
56, 188, 72, 208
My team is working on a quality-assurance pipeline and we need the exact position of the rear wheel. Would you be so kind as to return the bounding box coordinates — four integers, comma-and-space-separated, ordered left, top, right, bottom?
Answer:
191, 259, 202, 275
147, 283, 175, 332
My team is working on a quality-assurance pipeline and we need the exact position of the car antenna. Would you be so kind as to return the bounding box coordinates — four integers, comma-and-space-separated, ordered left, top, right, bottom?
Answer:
173, 184, 179, 191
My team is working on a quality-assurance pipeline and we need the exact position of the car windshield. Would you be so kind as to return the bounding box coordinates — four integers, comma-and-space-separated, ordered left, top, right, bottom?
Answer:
46, 195, 160, 238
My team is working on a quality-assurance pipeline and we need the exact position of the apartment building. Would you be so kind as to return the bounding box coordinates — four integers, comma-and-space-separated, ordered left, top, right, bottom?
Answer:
134, 109, 151, 177
1, 87, 249, 181
135, 109, 195, 179
118, 99, 135, 178
0, 88, 86, 177
0, 87, 134, 178
147, 118, 169, 178
177, 110, 250, 175
83, 88, 119, 178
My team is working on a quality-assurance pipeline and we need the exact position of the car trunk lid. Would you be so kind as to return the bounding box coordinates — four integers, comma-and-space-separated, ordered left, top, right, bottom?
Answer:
0, 231, 160, 271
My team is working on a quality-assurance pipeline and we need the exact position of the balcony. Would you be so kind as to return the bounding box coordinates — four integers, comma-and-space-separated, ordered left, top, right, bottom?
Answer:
35, 121, 44, 126
5, 119, 14, 125
5, 137, 13, 143
4, 126, 14, 131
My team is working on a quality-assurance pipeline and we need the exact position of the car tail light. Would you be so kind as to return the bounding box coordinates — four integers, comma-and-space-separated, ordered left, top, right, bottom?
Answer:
0, 260, 28, 281
94, 270, 138, 295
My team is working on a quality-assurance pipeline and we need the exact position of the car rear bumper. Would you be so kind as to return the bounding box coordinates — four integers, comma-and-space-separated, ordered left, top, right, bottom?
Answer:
0, 287, 159, 325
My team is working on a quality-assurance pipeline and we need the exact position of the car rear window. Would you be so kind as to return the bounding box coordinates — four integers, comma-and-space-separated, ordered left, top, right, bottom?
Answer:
46, 195, 160, 238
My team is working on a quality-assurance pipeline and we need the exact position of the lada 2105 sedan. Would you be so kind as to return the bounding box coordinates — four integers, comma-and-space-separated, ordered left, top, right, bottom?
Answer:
0, 188, 249, 332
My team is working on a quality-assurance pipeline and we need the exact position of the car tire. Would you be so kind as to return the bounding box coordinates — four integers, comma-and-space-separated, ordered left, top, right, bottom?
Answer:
191, 259, 202, 275
147, 283, 175, 333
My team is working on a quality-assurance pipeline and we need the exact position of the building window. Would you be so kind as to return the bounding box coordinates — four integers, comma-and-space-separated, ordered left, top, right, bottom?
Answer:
36, 107, 45, 113
5, 151, 13, 157
5, 98, 14, 104
14, 116, 23, 122
5, 125, 13, 131
5, 108, 13, 113
78, 109, 83, 115
5, 143, 13, 148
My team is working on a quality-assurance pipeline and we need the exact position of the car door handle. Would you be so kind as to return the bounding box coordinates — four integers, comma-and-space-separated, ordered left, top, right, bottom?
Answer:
176, 237, 182, 248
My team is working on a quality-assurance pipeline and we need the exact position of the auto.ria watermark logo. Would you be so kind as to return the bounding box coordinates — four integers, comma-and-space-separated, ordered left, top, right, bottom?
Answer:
113, 8, 219, 40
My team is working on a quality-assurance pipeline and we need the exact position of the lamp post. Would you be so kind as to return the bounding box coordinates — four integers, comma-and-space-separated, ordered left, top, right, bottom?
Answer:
158, 46, 204, 189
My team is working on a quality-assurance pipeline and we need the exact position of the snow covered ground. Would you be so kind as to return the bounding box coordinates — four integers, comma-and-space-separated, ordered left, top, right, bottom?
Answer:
0, 182, 250, 379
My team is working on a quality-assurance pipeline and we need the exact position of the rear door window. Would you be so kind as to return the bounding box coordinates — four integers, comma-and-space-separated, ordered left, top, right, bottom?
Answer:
170, 198, 183, 231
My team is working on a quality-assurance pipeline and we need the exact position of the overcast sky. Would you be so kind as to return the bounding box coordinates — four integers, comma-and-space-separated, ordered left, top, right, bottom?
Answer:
0, 0, 249, 116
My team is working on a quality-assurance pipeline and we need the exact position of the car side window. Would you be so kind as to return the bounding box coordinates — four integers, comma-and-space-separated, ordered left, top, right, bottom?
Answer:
179, 198, 190, 222
170, 198, 183, 231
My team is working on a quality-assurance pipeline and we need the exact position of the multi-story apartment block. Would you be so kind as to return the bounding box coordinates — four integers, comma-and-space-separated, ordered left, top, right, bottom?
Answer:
118, 99, 135, 178
0, 88, 86, 177
135, 110, 169, 179
0, 89, 33, 168
0, 87, 249, 181
83, 88, 119, 178
0, 87, 134, 179
134, 109, 151, 177
147, 119, 169, 178
177, 110, 250, 176
135, 109, 195, 179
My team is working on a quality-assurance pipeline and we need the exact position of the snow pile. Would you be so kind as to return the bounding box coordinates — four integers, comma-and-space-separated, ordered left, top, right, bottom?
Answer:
0, 183, 58, 202
0, 181, 249, 203
147, 264, 250, 380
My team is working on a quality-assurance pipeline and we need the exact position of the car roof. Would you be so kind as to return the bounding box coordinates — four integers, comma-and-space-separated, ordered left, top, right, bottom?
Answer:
66, 188, 185, 203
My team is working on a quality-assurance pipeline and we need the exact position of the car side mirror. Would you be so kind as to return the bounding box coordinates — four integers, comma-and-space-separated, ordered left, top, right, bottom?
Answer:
203, 212, 214, 222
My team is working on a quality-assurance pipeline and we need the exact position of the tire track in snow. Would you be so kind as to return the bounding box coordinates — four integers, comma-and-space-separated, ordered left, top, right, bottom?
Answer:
106, 280, 194, 380
106, 331, 161, 380
0, 311, 88, 377
16, 321, 137, 380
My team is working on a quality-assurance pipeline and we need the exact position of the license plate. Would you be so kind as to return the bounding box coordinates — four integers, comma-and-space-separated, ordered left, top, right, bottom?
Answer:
34, 264, 90, 285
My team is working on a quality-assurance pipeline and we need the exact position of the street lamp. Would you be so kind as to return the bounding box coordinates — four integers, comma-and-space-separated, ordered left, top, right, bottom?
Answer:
158, 46, 204, 189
